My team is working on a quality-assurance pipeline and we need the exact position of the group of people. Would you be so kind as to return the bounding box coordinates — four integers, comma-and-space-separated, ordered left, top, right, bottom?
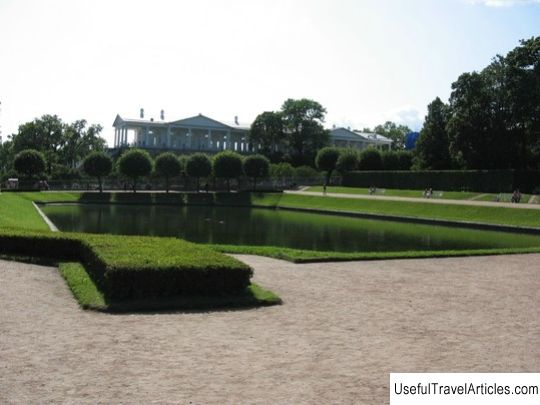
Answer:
511, 189, 522, 203
423, 188, 433, 198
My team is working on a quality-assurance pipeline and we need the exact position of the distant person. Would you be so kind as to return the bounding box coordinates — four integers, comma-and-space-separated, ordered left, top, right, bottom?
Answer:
323, 184, 327, 195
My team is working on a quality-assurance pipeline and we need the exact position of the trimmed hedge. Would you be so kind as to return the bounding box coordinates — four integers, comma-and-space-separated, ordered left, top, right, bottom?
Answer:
342, 170, 540, 193
0, 229, 252, 300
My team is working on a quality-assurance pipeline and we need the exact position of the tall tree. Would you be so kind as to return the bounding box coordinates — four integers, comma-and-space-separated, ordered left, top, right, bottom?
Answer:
117, 149, 153, 192
413, 97, 452, 170
248, 111, 285, 161
13, 115, 63, 173
281, 98, 330, 165
61, 120, 106, 168
372, 121, 411, 150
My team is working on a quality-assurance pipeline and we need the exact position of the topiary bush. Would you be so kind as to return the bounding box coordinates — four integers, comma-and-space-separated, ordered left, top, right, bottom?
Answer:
155, 152, 182, 193
13, 149, 46, 179
186, 153, 212, 192
213, 151, 243, 192
243, 154, 270, 190
358, 148, 383, 170
316, 147, 341, 186
83, 151, 113, 192
117, 149, 153, 192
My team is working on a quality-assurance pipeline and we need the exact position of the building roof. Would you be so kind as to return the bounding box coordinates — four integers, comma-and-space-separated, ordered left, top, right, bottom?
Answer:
113, 113, 249, 131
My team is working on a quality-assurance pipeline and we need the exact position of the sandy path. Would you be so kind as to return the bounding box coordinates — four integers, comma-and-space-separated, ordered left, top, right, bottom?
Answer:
287, 190, 540, 209
1, 254, 539, 404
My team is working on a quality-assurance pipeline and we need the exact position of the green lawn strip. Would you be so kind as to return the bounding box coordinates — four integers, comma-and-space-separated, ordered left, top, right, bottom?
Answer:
59, 262, 280, 312
59, 262, 107, 310
0, 228, 281, 311
0, 193, 51, 231
306, 186, 481, 200
252, 193, 540, 228
211, 244, 540, 263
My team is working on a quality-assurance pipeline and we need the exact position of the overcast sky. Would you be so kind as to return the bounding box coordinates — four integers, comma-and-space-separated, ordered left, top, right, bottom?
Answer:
1, 0, 539, 146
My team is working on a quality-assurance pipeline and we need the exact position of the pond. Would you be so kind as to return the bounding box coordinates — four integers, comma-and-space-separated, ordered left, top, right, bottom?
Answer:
41, 204, 540, 253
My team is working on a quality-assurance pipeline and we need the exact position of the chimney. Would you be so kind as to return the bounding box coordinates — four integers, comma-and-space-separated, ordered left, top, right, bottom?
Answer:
140, 108, 144, 119
160, 109, 164, 120
234, 116, 239, 125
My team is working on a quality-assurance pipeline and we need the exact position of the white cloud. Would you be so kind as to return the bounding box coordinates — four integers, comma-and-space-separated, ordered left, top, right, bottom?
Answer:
468, 0, 540, 7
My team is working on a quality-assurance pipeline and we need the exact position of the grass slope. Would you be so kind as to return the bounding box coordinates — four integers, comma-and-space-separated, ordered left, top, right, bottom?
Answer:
0, 193, 50, 230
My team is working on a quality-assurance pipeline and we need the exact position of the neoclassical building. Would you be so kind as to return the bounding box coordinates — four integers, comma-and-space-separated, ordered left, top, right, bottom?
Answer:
112, 111, 392, 153
329, 127, 392, 150
112, 111, 251, 153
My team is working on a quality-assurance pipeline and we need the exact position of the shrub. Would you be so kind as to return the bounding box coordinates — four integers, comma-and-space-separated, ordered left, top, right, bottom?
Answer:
270, 162, 295, 179
381, 150, 399, 170
83, 151, 113, 192
0, 229, 253, 300
13, 149, 46, 179
294, 165, 321, 180
396, 150, 413, 170
155, 152, 182, 193
316, 147, 341, 185
243, 154, 270, 190
358, 148, 383, 170
213, 151, 243, 192
117, 149, 153, 192
336, 150, 358, 174
186, 153, 212, 191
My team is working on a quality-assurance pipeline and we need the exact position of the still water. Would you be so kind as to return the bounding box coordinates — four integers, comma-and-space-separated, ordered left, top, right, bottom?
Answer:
41, 204, 540, 253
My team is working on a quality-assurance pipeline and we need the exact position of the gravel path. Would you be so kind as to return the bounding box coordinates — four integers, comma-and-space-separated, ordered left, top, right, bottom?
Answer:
1, 254, 539, 404
287, 190, 540, 209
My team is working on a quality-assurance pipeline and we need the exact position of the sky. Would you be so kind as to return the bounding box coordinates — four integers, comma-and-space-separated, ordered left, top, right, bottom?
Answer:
0, 0, 539, 146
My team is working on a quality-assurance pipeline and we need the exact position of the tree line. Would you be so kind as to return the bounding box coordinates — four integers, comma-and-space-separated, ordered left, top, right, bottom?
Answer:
414, 36, 540, 171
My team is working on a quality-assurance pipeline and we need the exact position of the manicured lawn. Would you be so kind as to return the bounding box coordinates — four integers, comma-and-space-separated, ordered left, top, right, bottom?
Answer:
250, 193, 540, 228
0, 193, 51, 230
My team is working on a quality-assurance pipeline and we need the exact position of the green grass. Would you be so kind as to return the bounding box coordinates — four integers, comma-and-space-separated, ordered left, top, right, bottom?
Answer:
59, 262, 106, 310
212, 243, 540, 262
58, 262, 281, 312
249, 193, 540, 228
0, 193, 51, 230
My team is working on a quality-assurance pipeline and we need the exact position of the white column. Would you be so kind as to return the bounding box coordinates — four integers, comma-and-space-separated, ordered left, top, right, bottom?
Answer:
166, 126, 172, 148
114, 129, 118, 147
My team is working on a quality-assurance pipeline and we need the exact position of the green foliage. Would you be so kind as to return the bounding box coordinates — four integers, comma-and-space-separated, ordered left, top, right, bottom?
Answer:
428, 36, 540, 170
342, 170, 540, 193
59, 262, 106, 310
13, 149, 46, 178
396, 150, 413, 170
336, 150, 358, 174
358, 148, 382, 170
294, 165, 321, 180
243, 154, 270, 189
270, 162, 295, 179
249, 111, 285, 159
365, 121, 411, 150
11, 115, 105, 173
186, 153, 212, 191
0, 228, 253, 300
315, 147, 341, 184
117, 149, 153, 192
213, 151, 243, 192
281, 98, 330, 165
155, 152, 182, 193
83, 151, 112, 192
413, 97, 452, 170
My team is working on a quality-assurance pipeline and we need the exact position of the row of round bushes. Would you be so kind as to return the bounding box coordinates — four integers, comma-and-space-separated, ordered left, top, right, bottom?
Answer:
13, 149, 273, 192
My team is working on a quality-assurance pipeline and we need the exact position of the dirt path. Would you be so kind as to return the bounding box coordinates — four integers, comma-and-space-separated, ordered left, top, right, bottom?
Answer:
287, 190, 540, 209
1, 254, 539, 404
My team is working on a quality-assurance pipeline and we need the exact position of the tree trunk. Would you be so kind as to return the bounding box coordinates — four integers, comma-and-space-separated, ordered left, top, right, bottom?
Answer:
227, 178, 230, 193
98, 176, 102, 193
132, 178, 137, 193
196, 177, 200, 193
166, 176, 170, 193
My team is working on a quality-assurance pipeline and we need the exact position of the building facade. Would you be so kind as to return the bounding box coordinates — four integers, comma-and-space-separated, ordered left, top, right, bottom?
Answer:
113, 113, 251, 153
329, 127, 392, 150
112, 112, 392, 153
